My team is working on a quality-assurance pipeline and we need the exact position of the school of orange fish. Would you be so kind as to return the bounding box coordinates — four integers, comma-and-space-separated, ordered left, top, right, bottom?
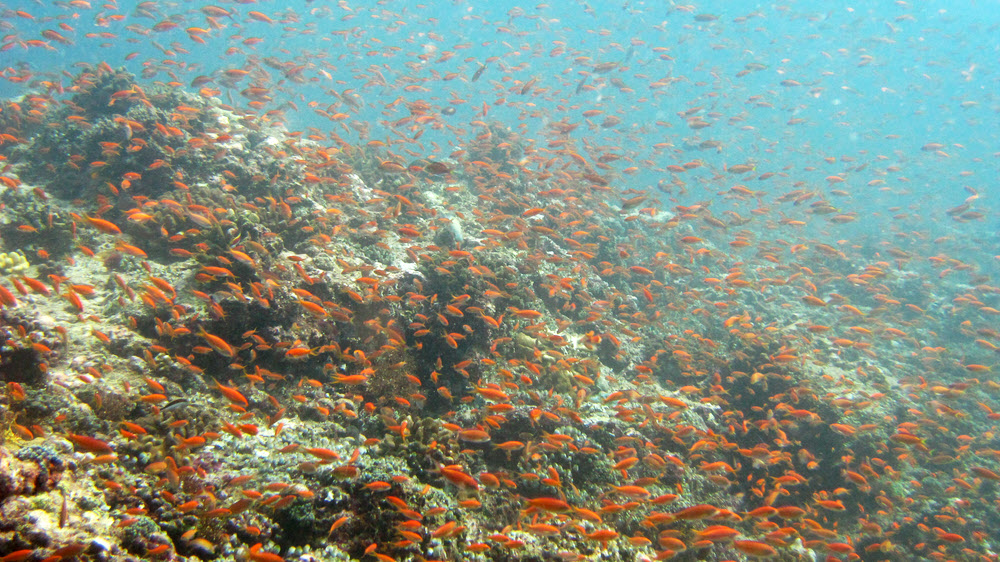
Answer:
0, 2, 997, 562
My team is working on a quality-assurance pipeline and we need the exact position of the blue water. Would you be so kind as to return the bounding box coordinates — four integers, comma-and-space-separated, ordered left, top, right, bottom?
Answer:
4, 1, 996, 230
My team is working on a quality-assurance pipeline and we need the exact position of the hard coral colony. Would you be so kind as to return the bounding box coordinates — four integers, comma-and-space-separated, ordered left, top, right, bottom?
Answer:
0, 3, 997, 562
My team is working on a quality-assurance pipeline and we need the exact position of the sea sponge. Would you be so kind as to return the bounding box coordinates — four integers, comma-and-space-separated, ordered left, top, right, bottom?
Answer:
0, 251, 29, 274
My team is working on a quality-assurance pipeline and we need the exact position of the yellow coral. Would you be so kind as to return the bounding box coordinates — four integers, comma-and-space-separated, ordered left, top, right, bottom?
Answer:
0, 251, 29, 274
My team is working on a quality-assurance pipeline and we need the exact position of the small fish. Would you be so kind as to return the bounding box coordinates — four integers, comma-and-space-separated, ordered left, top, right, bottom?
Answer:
471, 63, 487, 82
161, 398, 190, 412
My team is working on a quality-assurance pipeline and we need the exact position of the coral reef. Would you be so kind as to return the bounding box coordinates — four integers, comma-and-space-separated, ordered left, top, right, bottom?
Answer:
0, 445, 64, 502
0, 55, 997, 562
0, 252, 29, 275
